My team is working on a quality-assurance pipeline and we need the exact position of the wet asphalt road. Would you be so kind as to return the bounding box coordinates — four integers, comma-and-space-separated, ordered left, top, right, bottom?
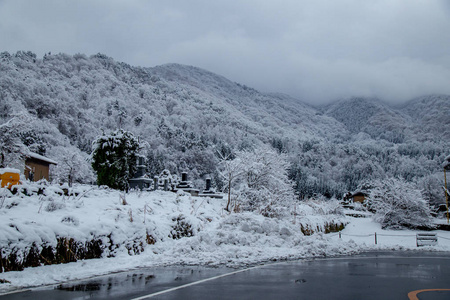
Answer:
2, 251, 450, 300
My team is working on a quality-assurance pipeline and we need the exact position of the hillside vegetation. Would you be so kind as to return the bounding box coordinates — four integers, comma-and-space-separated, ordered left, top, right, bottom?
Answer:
0, 51, 449, 204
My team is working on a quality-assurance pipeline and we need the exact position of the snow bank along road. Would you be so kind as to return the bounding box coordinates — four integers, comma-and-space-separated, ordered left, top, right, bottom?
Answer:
2, 251, 450, 300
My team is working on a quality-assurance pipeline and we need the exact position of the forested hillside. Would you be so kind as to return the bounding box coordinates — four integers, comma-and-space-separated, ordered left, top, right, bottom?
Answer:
0, 51, 449, 205
400, 95, 450, 141
323, 97, 411, 143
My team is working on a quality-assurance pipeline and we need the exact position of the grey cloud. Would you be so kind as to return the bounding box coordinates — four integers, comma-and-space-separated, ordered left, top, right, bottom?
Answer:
1, 0, 449, 105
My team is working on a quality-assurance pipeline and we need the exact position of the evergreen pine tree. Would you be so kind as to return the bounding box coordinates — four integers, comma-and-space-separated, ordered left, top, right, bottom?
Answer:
91, 129, 140, 191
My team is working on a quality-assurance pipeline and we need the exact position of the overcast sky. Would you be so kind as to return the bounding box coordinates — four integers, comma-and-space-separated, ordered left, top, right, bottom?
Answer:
1, 0, 450, 105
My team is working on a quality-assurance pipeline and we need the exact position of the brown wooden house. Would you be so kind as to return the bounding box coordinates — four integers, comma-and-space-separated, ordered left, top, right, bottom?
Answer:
351, 191, 368, 204
24, 152, 57, 182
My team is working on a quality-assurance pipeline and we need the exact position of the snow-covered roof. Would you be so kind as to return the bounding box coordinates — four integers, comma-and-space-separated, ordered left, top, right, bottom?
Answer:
0, 167, 20, 174
351, 191, 368, 197
27, 152, 58, 165
444, 155, 450, 170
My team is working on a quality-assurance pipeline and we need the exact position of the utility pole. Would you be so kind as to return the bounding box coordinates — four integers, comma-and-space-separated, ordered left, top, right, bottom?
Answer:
445, 168, 449, 224
443, 155, 450, 224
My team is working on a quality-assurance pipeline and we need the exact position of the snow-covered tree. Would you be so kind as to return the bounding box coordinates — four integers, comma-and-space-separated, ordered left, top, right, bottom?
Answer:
91, 129, 140, 191
237, 146, 295, 217
417, 173, 446, 208
219, 146, 295, 217
0, 114, 29, 168
367, 178, 433, 229
48, 145, 95, 186
217, 150, 245, 212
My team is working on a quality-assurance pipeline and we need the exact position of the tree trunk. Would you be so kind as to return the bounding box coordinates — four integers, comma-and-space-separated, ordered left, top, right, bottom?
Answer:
226, 179, 231, 212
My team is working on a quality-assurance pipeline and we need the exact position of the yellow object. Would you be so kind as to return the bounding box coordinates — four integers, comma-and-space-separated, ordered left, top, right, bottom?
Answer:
0, 171, 20, 188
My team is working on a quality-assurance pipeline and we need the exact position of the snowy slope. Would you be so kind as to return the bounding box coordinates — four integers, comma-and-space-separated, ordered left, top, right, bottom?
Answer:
322, 95, 450, 143
0, 52, 343, 151
1, 183, 450, 292
1, 51, 447, 152
150, 63, 346, 140
399, 94, 450, 141
0, 182, 348, 290
323, 97, 413, 143
0, 51, 348, 184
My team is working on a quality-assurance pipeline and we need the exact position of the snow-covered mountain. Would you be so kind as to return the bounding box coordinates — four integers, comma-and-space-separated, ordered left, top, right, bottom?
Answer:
0, 52, 346, 150
399, 94, 450, 141
1, 51, 447, 150
150, 63, 346, 141
321, 96, 449, 143
1, 51, 449, 200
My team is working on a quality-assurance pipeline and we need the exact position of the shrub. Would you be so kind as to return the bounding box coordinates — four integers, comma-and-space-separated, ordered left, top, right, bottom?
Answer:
367, 178, 433, 229
91, 129, 140, 191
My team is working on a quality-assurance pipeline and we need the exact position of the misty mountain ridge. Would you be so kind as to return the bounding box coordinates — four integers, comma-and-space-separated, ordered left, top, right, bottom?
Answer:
152, 62, 450, 142
322, 95, 450, 143
1, 51, 449, 201
1, 51, 447, 146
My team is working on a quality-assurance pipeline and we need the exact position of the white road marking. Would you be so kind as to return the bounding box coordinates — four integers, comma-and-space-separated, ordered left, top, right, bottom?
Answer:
4, 253, 448, 298
131, 254, 450, 299
0, 289, 31, 297
130, 265, 266, 300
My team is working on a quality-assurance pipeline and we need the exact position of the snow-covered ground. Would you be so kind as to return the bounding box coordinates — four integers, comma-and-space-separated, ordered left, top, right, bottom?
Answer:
1, 183, 449, 293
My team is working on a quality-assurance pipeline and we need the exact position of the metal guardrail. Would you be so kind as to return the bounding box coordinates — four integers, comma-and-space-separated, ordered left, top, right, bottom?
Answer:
327, 231, 448, 247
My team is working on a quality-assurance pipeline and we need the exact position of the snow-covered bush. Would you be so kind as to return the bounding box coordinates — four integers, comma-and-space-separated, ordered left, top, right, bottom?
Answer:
367, 178, 433, 229
294, 198, 346, 235
169, 214, 194, 239
0, 187, 13, 208
302, 197, 344, 216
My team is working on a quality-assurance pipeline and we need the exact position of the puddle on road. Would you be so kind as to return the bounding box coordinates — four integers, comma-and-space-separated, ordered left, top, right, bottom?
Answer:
56, 272, 158, 296
58, 282, 102, 292
52, 266, 230, 299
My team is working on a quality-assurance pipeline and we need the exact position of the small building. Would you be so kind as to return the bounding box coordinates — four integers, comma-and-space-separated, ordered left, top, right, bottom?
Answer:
351, 191, 368, 204
24, 152, 58, 182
